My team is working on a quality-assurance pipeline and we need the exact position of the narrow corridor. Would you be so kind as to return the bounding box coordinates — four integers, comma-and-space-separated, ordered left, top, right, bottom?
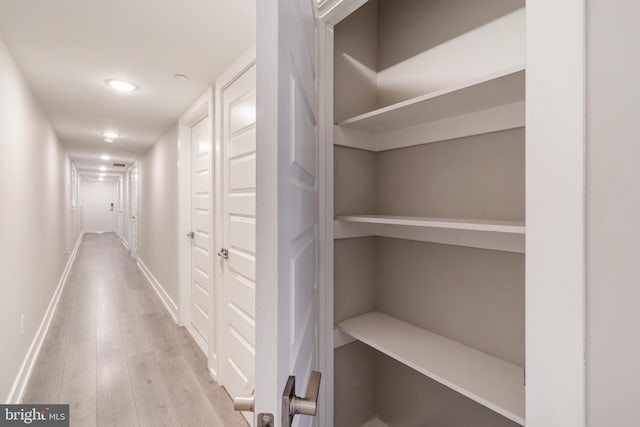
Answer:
23, 233, 247, 427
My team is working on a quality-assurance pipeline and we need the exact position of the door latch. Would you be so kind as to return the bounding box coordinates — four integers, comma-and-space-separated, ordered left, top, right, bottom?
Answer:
282, 371, 321, 427
186, 231, 195, 239
257, 413, 274, 427
217, 248, 229, 259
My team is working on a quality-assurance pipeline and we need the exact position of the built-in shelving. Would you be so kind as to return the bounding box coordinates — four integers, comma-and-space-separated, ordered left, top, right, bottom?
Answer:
338, 311, 525, 425
337, 66, 525, 133
334, 215, 525, 253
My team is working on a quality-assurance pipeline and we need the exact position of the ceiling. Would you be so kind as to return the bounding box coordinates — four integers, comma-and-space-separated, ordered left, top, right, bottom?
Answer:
0, 0, 255, 174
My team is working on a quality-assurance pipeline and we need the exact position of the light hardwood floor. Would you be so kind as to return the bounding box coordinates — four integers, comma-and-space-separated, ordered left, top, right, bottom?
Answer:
24, 233, 248, 427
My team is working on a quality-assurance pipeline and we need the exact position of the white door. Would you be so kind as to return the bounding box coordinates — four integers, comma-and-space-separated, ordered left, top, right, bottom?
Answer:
220, 63, 257, 423
189, 116, 213, 353
130, 163, 139, 258
83, 180, 116, 233
255, 0, 322, 425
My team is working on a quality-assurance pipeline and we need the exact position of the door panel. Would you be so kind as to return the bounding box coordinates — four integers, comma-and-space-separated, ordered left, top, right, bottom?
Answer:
83, 180, 116, 233
256, 0, 320, 424
190, 117, 212, 349
222, 63, 258, 424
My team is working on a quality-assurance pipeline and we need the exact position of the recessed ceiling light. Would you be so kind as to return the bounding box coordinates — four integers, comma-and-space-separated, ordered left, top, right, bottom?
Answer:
173, 73, 189, 81
101, 154, 111, 160
105, 79, 138, 92
98, 177, 105, 181
99, 173, 106, 177
99, 166, 107, 171
102, 131, 119, 139
104, 138, 114, 143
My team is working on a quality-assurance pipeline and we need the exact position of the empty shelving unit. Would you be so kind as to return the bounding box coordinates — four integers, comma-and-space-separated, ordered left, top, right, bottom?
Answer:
331, 1, 526, 426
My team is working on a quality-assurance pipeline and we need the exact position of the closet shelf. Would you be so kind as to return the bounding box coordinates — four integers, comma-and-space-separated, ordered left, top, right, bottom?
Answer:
338, 312, 525, 425
337, 65, 525, 133
334, 215, 525, 253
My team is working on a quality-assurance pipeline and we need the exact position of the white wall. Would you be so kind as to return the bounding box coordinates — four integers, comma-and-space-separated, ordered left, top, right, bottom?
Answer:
137, 125, 179, 304
586, 1, 640, 425
0, 37, 82, 402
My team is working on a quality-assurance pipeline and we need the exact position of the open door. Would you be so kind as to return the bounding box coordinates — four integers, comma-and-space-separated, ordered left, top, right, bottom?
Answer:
253, 0, 323, 425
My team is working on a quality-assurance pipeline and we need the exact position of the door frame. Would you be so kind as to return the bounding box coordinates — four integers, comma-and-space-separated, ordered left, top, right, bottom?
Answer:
212, 45, 257, 385
129, 161, 139, 260
313, 1, 587, 426
177, 88, 214, 351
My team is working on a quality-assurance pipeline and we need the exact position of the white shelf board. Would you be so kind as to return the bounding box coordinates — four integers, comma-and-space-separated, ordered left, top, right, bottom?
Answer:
338, 65, 525, 133
337, 215, 525, 234
335, 101, 525, 152
339, 312, 525, 425
334, 216, 525, 253
361, 417, 389, 427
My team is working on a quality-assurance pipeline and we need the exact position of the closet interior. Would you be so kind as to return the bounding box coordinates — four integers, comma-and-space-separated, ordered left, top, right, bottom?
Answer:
332, 0, 526, 426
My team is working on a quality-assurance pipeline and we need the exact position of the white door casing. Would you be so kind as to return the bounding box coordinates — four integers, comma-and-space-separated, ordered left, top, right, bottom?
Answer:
189, 116, 213, 354
255, 0, 322, 425
116, 177, 123, 238
218, 60, 257, 424
178, 89, 214, 366
129, 162, 139, 259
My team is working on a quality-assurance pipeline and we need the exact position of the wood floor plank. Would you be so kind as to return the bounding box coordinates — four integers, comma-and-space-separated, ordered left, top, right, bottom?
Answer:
127, 351, 181, 427
59, 340, 97, 427
23, 233, 246, 427
158, 356, 224, 426
97, 352, 138, 427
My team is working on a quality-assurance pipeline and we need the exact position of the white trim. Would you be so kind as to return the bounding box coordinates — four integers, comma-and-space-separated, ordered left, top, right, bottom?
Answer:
317, 18, 335, 427
121, 238, 129, 251
212, 44, 257, 386
318, 0, 369, 26
137, 258, 179, 324
526, 1, 586, 426
6, 232, 84, 404
185, 322, 208, 357
177, 87, 214, 328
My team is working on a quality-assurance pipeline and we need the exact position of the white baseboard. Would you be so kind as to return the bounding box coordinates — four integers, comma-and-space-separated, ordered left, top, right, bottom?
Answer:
137, 258, 179, 324
121, 238, 129, 250
6, 232, 84, 404
185, 323, 208, 356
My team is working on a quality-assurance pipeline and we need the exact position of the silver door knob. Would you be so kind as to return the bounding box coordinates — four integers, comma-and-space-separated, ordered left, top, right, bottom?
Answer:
218, 248, 229, 259
283, 371, 321, 426
186, 231, 195, 239
233, 376, 255, 412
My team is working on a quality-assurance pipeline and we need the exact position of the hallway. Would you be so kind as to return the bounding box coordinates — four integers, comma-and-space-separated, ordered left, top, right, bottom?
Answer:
23, 233, 247, 427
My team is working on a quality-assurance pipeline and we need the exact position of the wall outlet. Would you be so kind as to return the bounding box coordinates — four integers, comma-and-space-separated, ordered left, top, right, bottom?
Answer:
20, 314, 24, 335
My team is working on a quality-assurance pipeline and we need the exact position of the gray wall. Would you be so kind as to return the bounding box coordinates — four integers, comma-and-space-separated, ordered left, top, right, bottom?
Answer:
586, 1, 640, 425
0, 37, 82, 401
333, 129, 525, 425
138, 125, 179, 304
